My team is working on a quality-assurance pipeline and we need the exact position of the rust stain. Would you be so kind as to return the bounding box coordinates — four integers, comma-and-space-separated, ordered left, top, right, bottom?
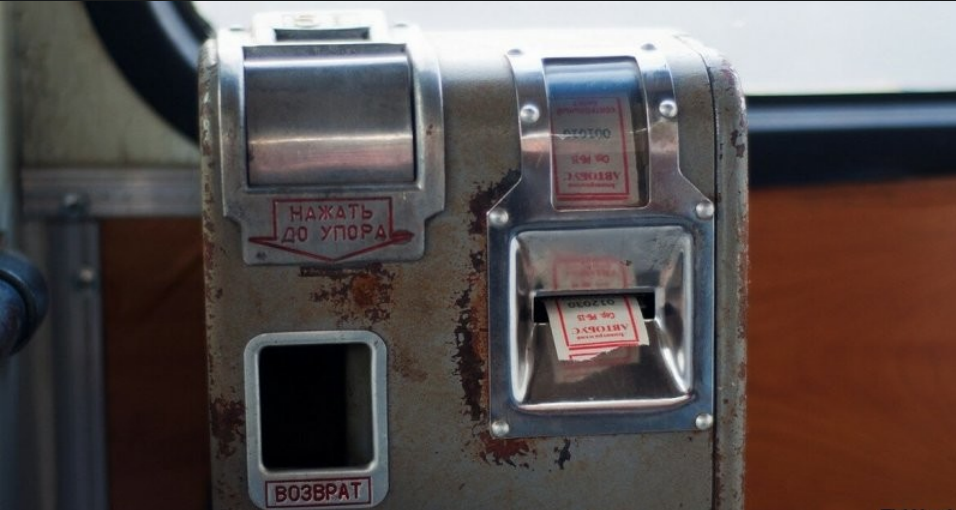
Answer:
202, 203, 215, 231
714, 449, 726, 504
467, 170, 521, 235
392, 345, 428, 383
715, 105, 748, 509
350, 272, 381, 311
205, 350, 217, 391
201, 225, 219, 303
477, 430, 533, 468
453, 270, 485, 422
730, 129, 746, 159
554, 439, 572, 470
209, 397, 245, 459
201, 237, 217, 301
305, 263, 396, 327
451, 174, 537, 468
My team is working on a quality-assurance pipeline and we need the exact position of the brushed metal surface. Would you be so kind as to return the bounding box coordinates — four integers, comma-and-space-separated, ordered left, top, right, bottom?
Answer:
245, 46, 415, 186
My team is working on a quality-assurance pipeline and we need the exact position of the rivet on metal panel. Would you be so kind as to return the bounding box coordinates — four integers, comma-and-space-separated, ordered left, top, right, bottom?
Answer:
659, 99, 678, 119
61, 192, 89, 217
695, 412, 714, 431
487, 209, 510, 228
695, 201, 715, 220
74, 267, 97, 290
490, 420, 510, 438
519, 104, 540, 124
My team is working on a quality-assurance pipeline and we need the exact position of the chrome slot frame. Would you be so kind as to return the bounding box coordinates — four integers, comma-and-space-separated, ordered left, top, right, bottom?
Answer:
243, 331, 389, 510
488, 43, 715, 438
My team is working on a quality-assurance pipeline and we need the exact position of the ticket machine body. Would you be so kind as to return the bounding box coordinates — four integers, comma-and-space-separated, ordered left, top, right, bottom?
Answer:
201, 13, 747, 509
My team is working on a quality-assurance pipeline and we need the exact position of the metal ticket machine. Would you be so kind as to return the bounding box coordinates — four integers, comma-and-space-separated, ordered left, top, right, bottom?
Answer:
201, 11, 747, 509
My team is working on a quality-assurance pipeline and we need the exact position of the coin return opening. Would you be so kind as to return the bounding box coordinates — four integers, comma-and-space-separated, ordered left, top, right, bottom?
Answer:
257, 343, 374, 469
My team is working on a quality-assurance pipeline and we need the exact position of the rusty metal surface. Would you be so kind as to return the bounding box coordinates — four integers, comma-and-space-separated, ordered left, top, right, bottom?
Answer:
680, 36, 749, 510
203, 30, 743, 510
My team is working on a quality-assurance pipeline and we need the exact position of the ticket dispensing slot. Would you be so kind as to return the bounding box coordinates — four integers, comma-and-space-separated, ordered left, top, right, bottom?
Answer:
510, 226, 695, 410
488, 48, 715, 438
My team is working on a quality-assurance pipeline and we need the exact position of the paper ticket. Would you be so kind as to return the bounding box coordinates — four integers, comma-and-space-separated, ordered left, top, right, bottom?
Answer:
544, 295, 649, 362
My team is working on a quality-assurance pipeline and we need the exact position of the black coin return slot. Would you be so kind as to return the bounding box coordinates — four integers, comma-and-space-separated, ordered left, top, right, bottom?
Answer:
258, 343, 373, 470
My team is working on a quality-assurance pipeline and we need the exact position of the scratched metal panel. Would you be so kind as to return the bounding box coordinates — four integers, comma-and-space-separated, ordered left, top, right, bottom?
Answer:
203, 30, 743, 509
681, 36, 750, 509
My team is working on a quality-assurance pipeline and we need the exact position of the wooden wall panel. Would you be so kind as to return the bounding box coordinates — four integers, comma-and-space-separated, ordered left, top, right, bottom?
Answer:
101, 218, 209, 510
747, 177, 956, 509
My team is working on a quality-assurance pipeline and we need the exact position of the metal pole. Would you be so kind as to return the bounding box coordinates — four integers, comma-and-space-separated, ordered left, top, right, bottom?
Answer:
0, 2, 19, 508
48, 221, 108, 510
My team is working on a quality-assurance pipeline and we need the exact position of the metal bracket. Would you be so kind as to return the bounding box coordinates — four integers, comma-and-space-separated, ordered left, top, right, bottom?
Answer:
216, 15, 444, 266
487, 43, 715, 438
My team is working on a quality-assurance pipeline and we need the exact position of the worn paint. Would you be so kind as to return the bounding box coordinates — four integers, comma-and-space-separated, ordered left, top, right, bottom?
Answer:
452, 175, 538, 468
707, 54, 749, 510
453, 279, 485, 422
554, 439, 572, 470
476, 430, 533, 468
391, 343, 428, 382
467, 170, 520, 236
455, 270, 536, 468
210, 397, 245, 459
200, 43, 221, 308
730, 130, 746, 159
304, 264, 396, 327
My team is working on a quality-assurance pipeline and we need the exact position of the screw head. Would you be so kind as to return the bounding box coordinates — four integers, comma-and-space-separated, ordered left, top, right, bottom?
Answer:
641, 42, 657, 51
490, 420, 510, 437
695, 201, 715, 220
695, 413, 714, 431
75, 267, 97, 289
507, 48, 523, 56
488, 209, 509, 227
659, 99, 678, 119
519, 104, 540, 124
61, 192, 89, 217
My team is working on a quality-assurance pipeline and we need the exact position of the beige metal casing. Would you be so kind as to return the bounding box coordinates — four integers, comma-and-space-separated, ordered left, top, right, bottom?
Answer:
202, 25, 746, 510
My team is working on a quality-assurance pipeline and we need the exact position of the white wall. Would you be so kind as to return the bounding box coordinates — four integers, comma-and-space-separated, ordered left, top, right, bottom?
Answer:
197, 0, 956, 95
